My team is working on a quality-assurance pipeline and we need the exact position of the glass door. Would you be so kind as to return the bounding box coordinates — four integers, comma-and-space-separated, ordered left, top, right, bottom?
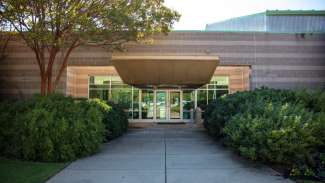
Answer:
182, 90, 195, 120
156, 91, 167, 120
141, 90, 154, 119
169, 91, 181, 120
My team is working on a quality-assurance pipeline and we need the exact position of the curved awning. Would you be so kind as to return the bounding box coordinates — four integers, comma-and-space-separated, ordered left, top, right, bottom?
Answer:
111, 55, 219, 89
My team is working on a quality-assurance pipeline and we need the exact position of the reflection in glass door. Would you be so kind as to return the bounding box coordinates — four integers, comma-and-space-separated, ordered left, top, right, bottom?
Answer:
169, 91, 181, 119
182, 90, 194, 120
156, 91, 167, 120
141, 90, 154, 119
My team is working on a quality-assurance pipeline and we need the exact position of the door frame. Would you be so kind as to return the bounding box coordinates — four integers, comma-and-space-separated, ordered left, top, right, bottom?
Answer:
130, 89, 194, 123
154, 89, 185, 123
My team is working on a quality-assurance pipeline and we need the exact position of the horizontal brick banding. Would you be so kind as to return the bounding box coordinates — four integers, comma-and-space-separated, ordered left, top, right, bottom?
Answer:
1, 31, 325, 99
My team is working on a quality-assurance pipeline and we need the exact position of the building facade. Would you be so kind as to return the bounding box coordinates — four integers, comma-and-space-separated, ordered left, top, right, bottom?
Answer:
1, 31, 324, 122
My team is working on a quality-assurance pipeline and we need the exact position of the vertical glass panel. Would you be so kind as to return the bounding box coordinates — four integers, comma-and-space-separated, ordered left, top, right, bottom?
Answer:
111, 88, 132, 108
207, 90, 228, 104
109, 75, 133, 118
197, 90, 207, 109
89, 89, 109, 101
141, 90, 154, 119
170, 91, 180, 119
89, 76, 110, 85
111, 88, 132, 117
156, 91, 167, 120
182, 90, 195, 120
132, 89, 140, 119
208, 76, 229, 89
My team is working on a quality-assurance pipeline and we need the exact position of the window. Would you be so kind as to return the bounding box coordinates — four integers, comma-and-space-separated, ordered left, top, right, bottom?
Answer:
196, 76, 229, 109
182, 90, 195, 119
89, 76, 110, 100
88, 75, 138, 119
141, 90, 154, 119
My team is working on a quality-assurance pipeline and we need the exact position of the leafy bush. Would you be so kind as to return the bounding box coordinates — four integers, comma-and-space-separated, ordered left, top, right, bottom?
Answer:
0, 94, 105, 162
204, 88, 325, 177
89, 99, 128, 140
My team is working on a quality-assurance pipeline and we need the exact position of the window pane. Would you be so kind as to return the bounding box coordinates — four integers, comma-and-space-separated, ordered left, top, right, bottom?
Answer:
132, 89, 140, 119
183, 90, 195, 119
156, 91, 167, 120
89, 89, 109, 100
197, 90, 207, 109
170, 91, 181, 119
207, 90, 228, 104
89, 84, 109, 89
141, 90, 154, 119
111, 88, 132, 109
210, 76, 229, 85
208, 76, 229, 89
89, 76, 110, 85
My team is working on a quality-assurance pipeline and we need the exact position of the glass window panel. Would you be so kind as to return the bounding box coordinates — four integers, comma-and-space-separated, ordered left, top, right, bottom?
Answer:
89, 84, 109, 89
132, 89, 140, 119
111, 88, 132, 109
141, 90, 154, 119
207, 90, 228, 104
210, 76, 229, 86
89, 89, 109, 100
170, 91, 181, 119
89, 76, 110, 85
156, 91, 167, 120
111, 84, 130, 89
197, 90, 207, 110
110, 75, 123, 82
183, 90, 195, 120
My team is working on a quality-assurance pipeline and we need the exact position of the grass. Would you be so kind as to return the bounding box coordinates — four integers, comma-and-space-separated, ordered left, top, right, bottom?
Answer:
0, 158, 68, 183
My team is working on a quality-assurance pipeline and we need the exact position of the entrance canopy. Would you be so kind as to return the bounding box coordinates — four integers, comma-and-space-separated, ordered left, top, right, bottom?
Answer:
111, 55, 219, 89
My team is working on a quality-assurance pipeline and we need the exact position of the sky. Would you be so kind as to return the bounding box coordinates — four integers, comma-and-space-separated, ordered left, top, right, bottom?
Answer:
164, 0, 325, 30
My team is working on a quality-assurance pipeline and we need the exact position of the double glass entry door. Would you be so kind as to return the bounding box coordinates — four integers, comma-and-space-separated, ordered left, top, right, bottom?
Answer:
156, 90, 181, 121
140, 90, 194, 122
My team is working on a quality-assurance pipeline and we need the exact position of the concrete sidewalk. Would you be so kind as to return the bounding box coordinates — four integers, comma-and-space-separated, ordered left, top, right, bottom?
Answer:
47, 125, 293, 183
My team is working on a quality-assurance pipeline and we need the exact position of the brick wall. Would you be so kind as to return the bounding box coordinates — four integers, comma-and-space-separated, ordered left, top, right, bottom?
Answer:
1, 31, 324, 99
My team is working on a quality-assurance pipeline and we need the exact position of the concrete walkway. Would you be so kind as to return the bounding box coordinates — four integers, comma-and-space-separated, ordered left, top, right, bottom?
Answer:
47, 125, 293, 183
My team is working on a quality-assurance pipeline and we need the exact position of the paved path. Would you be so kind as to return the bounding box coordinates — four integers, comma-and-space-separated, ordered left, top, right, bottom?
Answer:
47, 125, 293, 183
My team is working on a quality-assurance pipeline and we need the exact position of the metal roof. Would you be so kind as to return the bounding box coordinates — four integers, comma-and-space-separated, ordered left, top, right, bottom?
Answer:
205, 10, 325, 33
266, 10, 325, 16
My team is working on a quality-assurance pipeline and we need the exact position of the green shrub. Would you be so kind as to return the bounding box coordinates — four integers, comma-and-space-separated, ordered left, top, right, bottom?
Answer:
224, 103, 322, 170
204, 88, 325, 177
89, 99, 128, 140
0, 94, 105, 162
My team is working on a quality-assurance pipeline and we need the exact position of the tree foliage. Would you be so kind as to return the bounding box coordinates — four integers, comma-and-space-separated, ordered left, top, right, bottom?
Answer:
0, 0, 180, 95
0, 16, 10, 61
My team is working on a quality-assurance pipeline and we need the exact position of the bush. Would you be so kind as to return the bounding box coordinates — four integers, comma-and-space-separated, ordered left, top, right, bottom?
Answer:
204, 88, 325, 177
89, 99, 128, 140
0, 94, 105, 162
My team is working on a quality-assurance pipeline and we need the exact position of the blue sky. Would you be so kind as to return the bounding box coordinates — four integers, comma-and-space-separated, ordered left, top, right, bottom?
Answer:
164, 0, 325, 30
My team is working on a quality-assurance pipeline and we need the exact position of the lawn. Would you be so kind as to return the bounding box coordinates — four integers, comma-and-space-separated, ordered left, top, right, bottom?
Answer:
0, 158, 68, 183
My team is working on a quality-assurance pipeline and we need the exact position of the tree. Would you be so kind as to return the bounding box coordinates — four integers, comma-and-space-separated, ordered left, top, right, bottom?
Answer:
0, 16, 10, 61
0, 0, 180, 95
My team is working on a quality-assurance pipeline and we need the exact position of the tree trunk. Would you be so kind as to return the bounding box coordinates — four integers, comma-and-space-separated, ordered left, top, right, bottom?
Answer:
47, 71, 53, 94
46, 48, 58, 94
40, 74, 47, 96
53, 40, 79, 90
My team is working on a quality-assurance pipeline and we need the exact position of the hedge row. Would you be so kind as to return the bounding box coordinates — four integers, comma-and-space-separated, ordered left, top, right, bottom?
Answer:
204, 88, 325, 178
0, 94, 128, 162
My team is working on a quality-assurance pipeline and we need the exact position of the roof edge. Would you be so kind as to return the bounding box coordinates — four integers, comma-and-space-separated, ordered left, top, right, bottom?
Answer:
266, 10, 325, 16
